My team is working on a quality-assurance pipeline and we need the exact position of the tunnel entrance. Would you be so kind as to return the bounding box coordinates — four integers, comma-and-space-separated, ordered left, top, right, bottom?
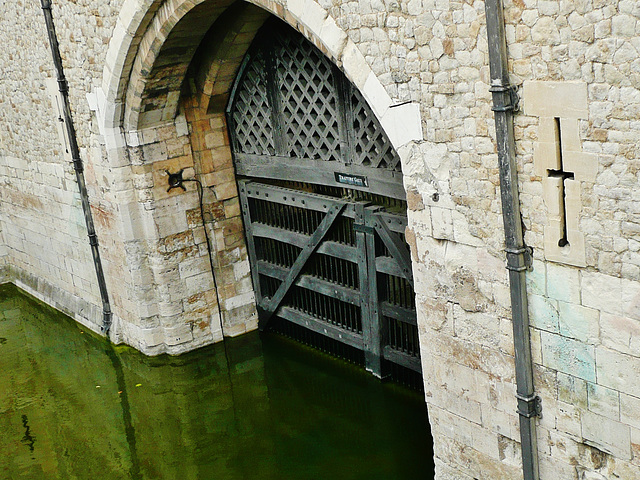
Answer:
227, 20, 420, 387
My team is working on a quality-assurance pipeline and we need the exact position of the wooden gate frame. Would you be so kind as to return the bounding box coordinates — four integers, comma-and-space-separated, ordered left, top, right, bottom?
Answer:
238, 180, 420, 378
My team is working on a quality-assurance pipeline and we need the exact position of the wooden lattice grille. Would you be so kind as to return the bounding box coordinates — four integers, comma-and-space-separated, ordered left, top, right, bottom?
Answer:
230, 50, 275, 155
274, 31, 342, 162
350, 88, 400, 170
228, 19, 404, 200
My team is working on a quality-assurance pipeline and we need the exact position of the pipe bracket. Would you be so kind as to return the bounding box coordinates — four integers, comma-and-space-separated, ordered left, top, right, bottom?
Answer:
490, 82, 520, 113
505, 245, 533, 272
516, 393, 542, 419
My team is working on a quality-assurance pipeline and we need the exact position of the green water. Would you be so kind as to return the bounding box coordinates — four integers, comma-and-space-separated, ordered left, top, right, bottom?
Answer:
0, 284, 434, 479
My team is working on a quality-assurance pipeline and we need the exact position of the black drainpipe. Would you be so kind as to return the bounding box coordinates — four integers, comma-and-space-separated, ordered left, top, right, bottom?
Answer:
484, 0, 540, 479
41, 0, 113, 336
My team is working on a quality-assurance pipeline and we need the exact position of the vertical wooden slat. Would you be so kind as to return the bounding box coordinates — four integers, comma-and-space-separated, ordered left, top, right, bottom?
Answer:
238, 180, 264, 310
264, 42, 287, 156
365, 206, 387, 378
334, 66, 353, 166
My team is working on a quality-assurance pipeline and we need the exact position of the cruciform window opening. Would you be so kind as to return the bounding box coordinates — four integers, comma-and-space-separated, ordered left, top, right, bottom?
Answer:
546, 117, 575, 248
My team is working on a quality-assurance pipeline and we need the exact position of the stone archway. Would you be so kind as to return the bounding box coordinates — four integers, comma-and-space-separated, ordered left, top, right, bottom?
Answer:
94, 0, 423, 356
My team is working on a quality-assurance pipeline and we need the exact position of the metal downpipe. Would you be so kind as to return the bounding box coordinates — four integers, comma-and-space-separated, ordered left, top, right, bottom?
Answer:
41, 0, 113, 336
484, 0, 540, 479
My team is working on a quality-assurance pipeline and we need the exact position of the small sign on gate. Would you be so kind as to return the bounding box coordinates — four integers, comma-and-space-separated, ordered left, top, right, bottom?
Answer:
334, 172, 368, 188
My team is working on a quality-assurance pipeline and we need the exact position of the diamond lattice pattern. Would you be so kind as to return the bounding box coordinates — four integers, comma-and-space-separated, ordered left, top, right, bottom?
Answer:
274, 32, 341, 162
350, 88, 401, 171
232, 51, 276, 155
230, 22, 401, 172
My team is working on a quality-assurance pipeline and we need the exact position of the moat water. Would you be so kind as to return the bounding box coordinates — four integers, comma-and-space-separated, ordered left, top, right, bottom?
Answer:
0, 284, 434, 479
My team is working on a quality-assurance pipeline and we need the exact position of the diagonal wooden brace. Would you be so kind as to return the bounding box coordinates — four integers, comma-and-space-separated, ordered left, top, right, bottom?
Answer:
258, 202, 347, 331
373, 214, 414, 289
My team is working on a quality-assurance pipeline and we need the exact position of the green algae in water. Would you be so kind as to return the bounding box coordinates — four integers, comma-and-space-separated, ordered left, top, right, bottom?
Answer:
0, 284, 434, 479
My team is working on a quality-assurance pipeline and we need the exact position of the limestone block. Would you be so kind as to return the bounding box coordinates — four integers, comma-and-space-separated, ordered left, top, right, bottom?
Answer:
178, 256, 210, 279
543, 427, 583, 467
540, 331, 596, 382
612, 14, 636, 37
563, 151, 598, 184
426, 402, 482, 450
224, 291, 255, 311
529, 294, 560, 333
546, 262, 581, 304
184, 271, 214, 296
534, 140, 562, 176
380, 102, 423, 149
620, 393, 640, 430
138, 326, 164, 348
581, 410, 632, 460
523, 81, 588, 119
362, 71, 392, 120
558, 301, 600, 345
319, 16, 347, 60
233, 259, 251, 281
453, 307, 501, 348
621, 277, 640, 321
564, 180, 581, 232
286, 0, 327, 38
596, 347, 640, 397
542, 176, 563, 221
164, 322, 194, 346
581, 271, 622, 315
431, 206, 454, 241
416, 295, 452, 334
538, 452, 579, 480
452, 210, 484, 247
587, 382, 620, 420
557, 372, 588, 409
600, 312, 640, 356
175, 114, 189, 137
526, 260, 546, 296
482, 406, 519, 442
340, 40, 370, 90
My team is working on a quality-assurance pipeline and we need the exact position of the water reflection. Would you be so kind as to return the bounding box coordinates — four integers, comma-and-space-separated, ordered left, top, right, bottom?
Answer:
0, 284, 434, 479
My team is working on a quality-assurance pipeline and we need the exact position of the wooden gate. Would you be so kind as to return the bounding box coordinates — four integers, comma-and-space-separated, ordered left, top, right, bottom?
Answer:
228, 19, 420, 381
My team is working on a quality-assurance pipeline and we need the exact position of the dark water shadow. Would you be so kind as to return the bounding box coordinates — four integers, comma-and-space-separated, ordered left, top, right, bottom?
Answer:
0, 284, 434, 479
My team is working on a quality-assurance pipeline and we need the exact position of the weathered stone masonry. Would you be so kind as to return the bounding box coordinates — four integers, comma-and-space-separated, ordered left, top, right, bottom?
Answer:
1, 0, 640, 479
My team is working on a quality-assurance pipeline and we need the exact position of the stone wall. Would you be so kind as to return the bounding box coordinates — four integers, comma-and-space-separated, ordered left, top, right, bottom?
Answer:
1, 0, 640, 478
0, 0, 118, 331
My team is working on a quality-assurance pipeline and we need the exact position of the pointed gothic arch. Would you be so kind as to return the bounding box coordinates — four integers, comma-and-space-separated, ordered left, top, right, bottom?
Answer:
94, 0, 423, 358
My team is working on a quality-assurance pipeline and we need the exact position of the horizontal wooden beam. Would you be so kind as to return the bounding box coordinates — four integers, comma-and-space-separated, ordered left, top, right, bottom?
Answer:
277, 306, 364, 350
383, 346, 422, 373
252, 224, 357, 263
380, 302, 417, 325
236, 154, 406, 200
252, 224, 408, 280
240, 179, 356, 215
257, 261, 361, 306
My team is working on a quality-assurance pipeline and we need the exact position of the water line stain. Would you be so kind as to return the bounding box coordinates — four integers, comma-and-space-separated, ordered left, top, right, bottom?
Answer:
0, 284, 435, 479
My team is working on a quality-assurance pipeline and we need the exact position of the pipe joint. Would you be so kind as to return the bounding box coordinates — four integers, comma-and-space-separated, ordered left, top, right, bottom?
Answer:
57, 78, 69, 93
101, 310, 113, 334
88, 233, 99, 247
72, 157, 84, 173
505, 245, 533, 272
516, 393, 542, 419
490, 82, 520, 113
